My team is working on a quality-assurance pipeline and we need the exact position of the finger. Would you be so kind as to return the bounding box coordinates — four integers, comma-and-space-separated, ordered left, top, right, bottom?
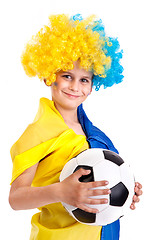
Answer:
78, 204, 99, 213
86, 197, 108, 205
134, 187, 143, 196
130, 203, 136, 210
88, 188, 111, 197
73, 168, 91, 179
135, 182, 142, 189
133, 195, 140, 203
86, 180, 109, 189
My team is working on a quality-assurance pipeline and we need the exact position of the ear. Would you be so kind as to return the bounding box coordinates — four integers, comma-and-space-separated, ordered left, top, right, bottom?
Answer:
90, 87, 93, 94
88, 87, 92, 96
43, 78, 52, 86
43, 79, 48, 86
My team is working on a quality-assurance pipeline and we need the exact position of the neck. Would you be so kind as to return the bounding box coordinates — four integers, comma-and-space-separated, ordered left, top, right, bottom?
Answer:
54, 102, 79, 124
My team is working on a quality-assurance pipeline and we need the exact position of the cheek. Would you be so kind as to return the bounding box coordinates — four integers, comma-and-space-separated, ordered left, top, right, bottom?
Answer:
83, 86, 92, 96
56, 79, 69, 89
51, 82, 58, 91
51, 79, 66, 91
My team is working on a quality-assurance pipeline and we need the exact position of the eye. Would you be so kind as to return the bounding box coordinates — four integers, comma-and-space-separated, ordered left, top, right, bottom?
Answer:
62, 74, 72, 80
80, 78, 90, 84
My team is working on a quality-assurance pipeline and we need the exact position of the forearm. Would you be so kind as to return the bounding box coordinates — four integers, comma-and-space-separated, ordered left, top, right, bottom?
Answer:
9, 182, 61, 210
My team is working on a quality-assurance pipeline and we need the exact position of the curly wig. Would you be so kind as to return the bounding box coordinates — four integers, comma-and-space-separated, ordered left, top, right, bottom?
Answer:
21, 14, 123, 90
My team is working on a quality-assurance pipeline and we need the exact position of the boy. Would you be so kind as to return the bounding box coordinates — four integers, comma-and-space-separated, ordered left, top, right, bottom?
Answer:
9, 14, 142, 240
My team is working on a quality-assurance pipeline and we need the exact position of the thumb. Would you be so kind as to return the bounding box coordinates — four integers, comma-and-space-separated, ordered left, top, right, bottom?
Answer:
73, 168, 91, 180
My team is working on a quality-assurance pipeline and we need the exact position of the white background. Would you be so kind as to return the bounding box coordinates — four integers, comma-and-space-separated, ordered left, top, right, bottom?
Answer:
1, 0, 160, 239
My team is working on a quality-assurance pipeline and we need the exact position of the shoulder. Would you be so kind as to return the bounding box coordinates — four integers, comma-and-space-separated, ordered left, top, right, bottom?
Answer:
10, 98, 68, 159
91, 125, 119, 154
10, 123, 42, 161
77, 104, 118, 153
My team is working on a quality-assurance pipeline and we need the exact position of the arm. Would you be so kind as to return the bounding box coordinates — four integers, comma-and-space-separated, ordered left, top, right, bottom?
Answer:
9, 163, 61, 210
9, 164, 110, 213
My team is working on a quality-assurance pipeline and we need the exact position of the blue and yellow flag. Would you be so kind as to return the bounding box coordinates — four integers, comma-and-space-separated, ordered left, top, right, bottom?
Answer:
10, 98, 102, 240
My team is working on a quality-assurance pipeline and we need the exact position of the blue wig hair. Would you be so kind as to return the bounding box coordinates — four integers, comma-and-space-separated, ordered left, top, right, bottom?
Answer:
71, 14, 124, 91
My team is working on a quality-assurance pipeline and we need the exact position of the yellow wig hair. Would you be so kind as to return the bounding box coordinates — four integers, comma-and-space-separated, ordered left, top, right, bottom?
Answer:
21, 14, 123, 89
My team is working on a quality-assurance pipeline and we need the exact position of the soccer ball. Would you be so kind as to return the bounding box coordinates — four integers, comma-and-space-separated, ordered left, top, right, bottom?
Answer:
60, 148, 135, 226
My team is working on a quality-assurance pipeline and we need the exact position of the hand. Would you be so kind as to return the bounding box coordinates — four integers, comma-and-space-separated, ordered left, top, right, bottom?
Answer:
130, 182, 143, 210
59, 168, 110, 213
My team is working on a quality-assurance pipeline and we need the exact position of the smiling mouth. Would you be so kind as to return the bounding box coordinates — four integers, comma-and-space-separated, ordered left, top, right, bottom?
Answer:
62, 91, 81, 98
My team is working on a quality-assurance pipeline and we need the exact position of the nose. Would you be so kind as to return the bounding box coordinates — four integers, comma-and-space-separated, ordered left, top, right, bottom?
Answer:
69, 79, 79, 92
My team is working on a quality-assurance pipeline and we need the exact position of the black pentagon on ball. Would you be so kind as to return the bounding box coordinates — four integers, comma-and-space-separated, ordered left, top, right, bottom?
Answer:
103, 150, 124, 166
72, 208, 96, 223
73, 165, 94, 182
110, 182, 129, 207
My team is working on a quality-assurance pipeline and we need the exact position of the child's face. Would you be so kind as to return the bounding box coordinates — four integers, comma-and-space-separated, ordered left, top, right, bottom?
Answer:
51, 61, 93, 111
